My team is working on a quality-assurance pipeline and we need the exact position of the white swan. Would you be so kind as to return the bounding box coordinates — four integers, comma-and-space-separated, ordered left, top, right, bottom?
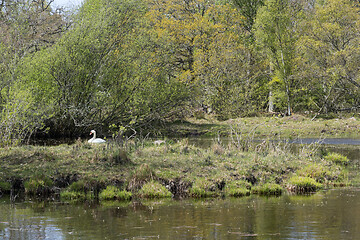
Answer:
88, 130, 106, 143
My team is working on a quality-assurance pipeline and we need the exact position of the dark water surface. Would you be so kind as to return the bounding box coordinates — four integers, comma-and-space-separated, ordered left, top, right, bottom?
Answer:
1, 188, 360, 240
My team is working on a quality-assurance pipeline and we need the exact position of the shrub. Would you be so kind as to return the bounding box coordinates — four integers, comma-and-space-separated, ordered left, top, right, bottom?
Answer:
99, 186, 132, 201
0, 181, 11, 192
288, 176, 323, 193
225, 180, 250, 197
251, 183, 282, 196
138, 181, 172, 198
325, 153, 349, 165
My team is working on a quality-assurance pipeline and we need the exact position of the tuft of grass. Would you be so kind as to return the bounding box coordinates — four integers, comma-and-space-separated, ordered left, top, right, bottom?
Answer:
288, 176, 323, 193
212, 143, 225, 155
24, 175, 53, 195
68, 180, 86, 192
60, 180, 99, 201
138, 181, 172, 198
324, 152, 349, 165
128, 163, 156, 191
189, 178, 219, 198
225, 180, 250, 197
297, 163, 328, 183
99, 186, 132, 201
60, 190, 87, 201
251, 183, 282, 196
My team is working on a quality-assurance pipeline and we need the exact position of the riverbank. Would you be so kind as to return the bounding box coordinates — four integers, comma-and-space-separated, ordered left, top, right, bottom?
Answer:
0, 138, 352, 202
163, 114, 360, 139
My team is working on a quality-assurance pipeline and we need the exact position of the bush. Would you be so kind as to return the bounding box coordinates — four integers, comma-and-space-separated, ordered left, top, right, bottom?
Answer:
288, 176, 323, 193
99, 186, 132, 201
0, 181, 11, 192
138, 181, 172, 198
251, 183, 282, 196
325, 153, 349, 165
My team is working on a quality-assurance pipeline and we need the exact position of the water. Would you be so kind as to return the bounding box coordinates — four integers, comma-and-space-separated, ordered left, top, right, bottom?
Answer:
1, 189, 360, 239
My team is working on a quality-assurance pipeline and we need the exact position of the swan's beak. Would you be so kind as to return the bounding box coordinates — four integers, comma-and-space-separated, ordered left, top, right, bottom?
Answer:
90, 132, 92, 135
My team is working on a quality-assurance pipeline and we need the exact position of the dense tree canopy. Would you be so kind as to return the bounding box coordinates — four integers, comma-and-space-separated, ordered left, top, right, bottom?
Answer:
1, 0, 360, 144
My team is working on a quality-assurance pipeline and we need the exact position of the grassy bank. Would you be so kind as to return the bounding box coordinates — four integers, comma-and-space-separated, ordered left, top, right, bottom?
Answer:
0, 137, 352, 202
164, 114, 360, 139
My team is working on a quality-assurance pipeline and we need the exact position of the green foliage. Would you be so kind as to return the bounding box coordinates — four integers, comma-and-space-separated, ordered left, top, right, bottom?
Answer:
138, 181, 172, 199
99, 186, 132, 201
325, 153, 350, 165
24, 175, 53, 195
128, 163, 156, 190
251, 183, 282, 196
0, 181, 11, 192
288, 176, 323, 193
60, 180, 96, 201
189, 178, 219, 198
60, 190, 87, 202
225, 180, 250, 197
297, 163, 328, 183
68, 181, 86, 192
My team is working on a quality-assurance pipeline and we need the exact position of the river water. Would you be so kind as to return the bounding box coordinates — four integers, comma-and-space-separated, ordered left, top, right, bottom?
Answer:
1, 189, 360, 240
0, 140, 359, 240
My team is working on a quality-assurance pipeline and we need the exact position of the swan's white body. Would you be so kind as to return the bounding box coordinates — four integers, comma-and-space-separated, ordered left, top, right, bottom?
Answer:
88, 130, 106, 143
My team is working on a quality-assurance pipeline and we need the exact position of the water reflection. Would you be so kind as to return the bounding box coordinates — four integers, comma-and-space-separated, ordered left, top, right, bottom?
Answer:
1, 189, 360, 239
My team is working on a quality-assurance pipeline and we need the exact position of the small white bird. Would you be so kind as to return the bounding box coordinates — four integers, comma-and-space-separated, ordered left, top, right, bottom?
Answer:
88, 130, 106, 143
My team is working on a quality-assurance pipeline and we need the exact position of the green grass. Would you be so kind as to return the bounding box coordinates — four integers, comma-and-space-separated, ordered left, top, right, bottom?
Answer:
225, 180, 250, 197
166, 114, 360, 139
0, 127, 353, 201
189, 178, 220, 198
24, 175, 53, 195
251, 183, 283, 196
99, 186, 132, 201
324, 152, 350, 165
60, 190, 87, 202
288, 176, 323, 193
138, 181, 172, 198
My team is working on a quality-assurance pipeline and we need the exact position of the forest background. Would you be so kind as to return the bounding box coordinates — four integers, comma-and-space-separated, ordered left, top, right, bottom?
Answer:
1, 0, 360, 145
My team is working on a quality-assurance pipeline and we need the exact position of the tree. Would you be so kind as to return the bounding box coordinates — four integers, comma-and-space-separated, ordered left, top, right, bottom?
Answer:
254, 0, 297, 115
232, 0, 264, 34
0, 0, 68, 145
297, 0, 360, 116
